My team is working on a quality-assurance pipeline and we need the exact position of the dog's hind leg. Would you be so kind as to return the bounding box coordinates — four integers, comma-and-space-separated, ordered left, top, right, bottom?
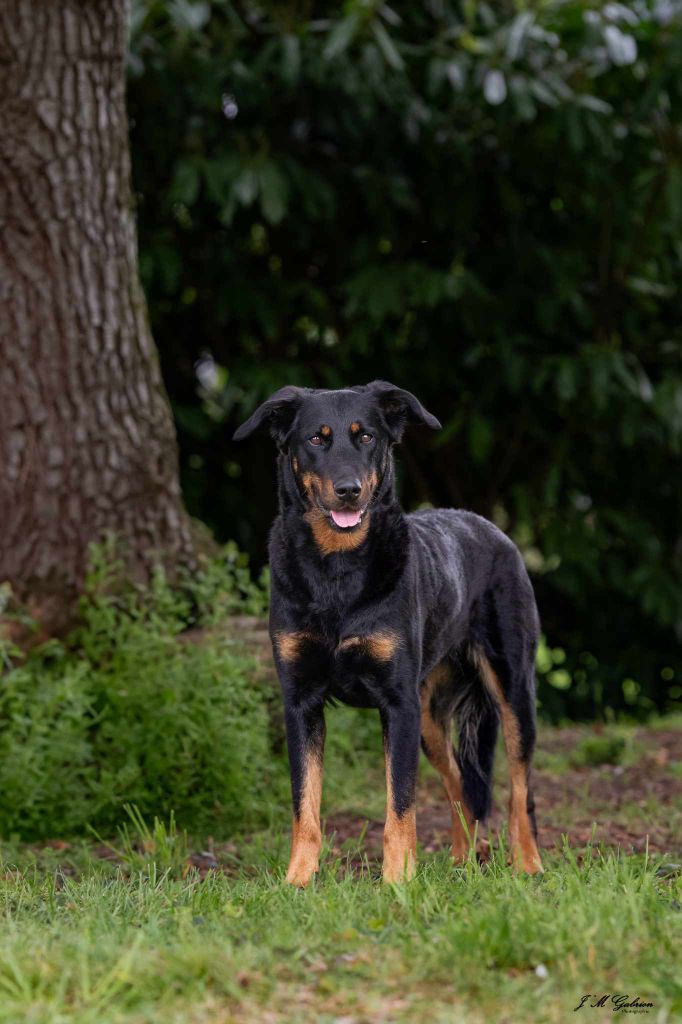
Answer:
470, 566, 544, 874
471, 626, 544, 876
420, 662, 478, 862
476, 650, 543, 873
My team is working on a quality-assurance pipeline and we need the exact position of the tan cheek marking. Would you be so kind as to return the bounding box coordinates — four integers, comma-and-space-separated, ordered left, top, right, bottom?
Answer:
301, 473, 336, 506
475, 649, 543, 874
320, 477, 336, 503
359, 470, 378, 504
382, 750, 417, 883
275, 631, 318, 661
286, 748, 323, 887
337, 631, 400, 661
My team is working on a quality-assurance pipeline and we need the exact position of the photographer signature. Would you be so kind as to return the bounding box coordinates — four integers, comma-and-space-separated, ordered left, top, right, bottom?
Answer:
574, 994, 653, 1014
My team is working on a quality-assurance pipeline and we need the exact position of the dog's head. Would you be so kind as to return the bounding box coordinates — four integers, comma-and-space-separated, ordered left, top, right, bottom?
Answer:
234, 381, 440, 543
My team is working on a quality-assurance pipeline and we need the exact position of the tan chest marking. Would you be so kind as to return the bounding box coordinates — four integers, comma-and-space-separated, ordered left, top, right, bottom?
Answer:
275, 631, 320, 662
338, 631, 401, 661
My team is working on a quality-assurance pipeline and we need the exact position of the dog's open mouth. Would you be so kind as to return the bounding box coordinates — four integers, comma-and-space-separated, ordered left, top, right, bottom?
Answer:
328, 508, 365, 530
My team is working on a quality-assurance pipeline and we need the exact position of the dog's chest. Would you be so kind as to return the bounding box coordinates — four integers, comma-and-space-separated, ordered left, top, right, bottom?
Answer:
326, 645, 398, 708
300, 625, 404, 709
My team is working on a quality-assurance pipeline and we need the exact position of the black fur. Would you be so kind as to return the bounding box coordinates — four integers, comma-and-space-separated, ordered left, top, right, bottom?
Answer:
234, 381, 541, 848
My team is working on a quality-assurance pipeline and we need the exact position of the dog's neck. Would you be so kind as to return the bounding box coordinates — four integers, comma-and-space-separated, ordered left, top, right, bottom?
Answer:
271, 450, 409, 621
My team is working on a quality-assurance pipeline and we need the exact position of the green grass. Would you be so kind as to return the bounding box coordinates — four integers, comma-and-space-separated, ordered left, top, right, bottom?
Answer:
1, 555, 680, 1021
1, 841, 680, 1024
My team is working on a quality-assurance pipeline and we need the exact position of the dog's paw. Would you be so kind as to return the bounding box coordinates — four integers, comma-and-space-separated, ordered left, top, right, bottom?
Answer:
285, 854, 319, 887
510, 845, 544, 874
382, 851, 416, 884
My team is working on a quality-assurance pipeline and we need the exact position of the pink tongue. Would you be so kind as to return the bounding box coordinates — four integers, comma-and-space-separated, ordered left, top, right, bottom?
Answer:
330, 509, 362, 529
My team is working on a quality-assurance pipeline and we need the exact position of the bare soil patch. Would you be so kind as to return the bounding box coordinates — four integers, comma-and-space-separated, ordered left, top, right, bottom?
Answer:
324, 725, 682, 865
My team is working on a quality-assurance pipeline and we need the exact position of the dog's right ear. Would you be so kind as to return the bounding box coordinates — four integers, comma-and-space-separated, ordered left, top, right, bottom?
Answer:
233, 386, 309, 447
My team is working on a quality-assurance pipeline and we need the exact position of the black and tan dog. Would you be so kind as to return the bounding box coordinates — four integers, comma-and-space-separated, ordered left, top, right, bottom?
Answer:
234, 381, 543, 884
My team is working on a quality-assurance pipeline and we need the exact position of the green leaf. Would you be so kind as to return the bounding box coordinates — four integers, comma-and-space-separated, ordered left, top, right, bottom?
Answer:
372, 22, 404, 71
170, 160, 200, 205
281, 34, 301, 85
468, 413, 493, 464
233, 168, 259, 207
323, 14, 360, 60
259, 163, 288, 225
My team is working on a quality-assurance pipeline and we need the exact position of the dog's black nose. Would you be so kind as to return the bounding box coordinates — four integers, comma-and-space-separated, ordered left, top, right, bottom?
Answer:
334, 479, 362, 499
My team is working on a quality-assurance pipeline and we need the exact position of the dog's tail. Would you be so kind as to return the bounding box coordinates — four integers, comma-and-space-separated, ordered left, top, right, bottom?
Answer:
452, 652, 499, 821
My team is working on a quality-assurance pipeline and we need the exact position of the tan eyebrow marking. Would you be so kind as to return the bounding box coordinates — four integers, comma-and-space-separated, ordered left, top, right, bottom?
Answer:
350, 422, 361, 435
320, 425, 331, 437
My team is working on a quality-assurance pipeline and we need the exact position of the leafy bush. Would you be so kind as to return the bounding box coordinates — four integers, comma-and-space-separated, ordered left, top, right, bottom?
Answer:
569, 732, 630, 767
0, 548, 281, 841
127, 1, 682, 719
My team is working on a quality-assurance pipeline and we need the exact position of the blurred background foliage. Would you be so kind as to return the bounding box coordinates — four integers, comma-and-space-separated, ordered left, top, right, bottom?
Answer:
127, 0, 682, 720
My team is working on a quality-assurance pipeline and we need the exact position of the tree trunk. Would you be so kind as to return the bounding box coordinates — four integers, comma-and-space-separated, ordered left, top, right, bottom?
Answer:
0, 0, 196, 634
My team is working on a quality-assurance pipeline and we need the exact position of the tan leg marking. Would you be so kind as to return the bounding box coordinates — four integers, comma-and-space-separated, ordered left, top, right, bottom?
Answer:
382, 747, 417, 883
286, 747, 324, 887
476, 651, 544, 874
420, 664, 475, 862
337, 631, 400, 661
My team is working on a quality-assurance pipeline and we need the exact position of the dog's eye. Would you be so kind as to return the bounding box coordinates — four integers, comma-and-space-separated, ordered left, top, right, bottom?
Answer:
309, 435, 323, 447
360, 433, 373, 444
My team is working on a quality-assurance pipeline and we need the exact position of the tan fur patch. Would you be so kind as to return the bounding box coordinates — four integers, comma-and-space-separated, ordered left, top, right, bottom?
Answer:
304, 509, 371, 555
286, 748, 324, 887
320, 424, 331, 437
301, 472, 337, 507
338, 631, 400, 661
382, 751, 417, 883
275, 631, 317, 662
475, 649, 544, 874
292, 456, 298, 472
350, 421, 361, 435
301, 470, 378, 556
364, 470, 379, 495
420, 663, 475, 862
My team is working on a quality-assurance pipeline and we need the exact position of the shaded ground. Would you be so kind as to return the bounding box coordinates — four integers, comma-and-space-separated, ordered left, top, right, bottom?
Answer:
13, 721, 682, 881
324, 725, 682, 868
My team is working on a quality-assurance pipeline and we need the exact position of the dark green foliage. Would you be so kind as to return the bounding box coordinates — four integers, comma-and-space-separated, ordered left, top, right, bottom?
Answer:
0, 549, 279, 840
127, 2, 682, 718
570, 733, 628, 767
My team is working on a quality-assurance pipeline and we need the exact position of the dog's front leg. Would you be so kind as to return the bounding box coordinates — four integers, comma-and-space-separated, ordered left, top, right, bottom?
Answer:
283, 696, 326, 887
380, 700, 420, 882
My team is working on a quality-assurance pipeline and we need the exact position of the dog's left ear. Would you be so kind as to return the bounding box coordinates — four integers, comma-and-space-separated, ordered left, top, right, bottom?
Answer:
366, 380, 441, 441
233, 385, 309, 447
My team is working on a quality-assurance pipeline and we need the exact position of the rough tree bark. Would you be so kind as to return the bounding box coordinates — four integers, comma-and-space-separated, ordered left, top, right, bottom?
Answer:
0, 1, 196, 634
